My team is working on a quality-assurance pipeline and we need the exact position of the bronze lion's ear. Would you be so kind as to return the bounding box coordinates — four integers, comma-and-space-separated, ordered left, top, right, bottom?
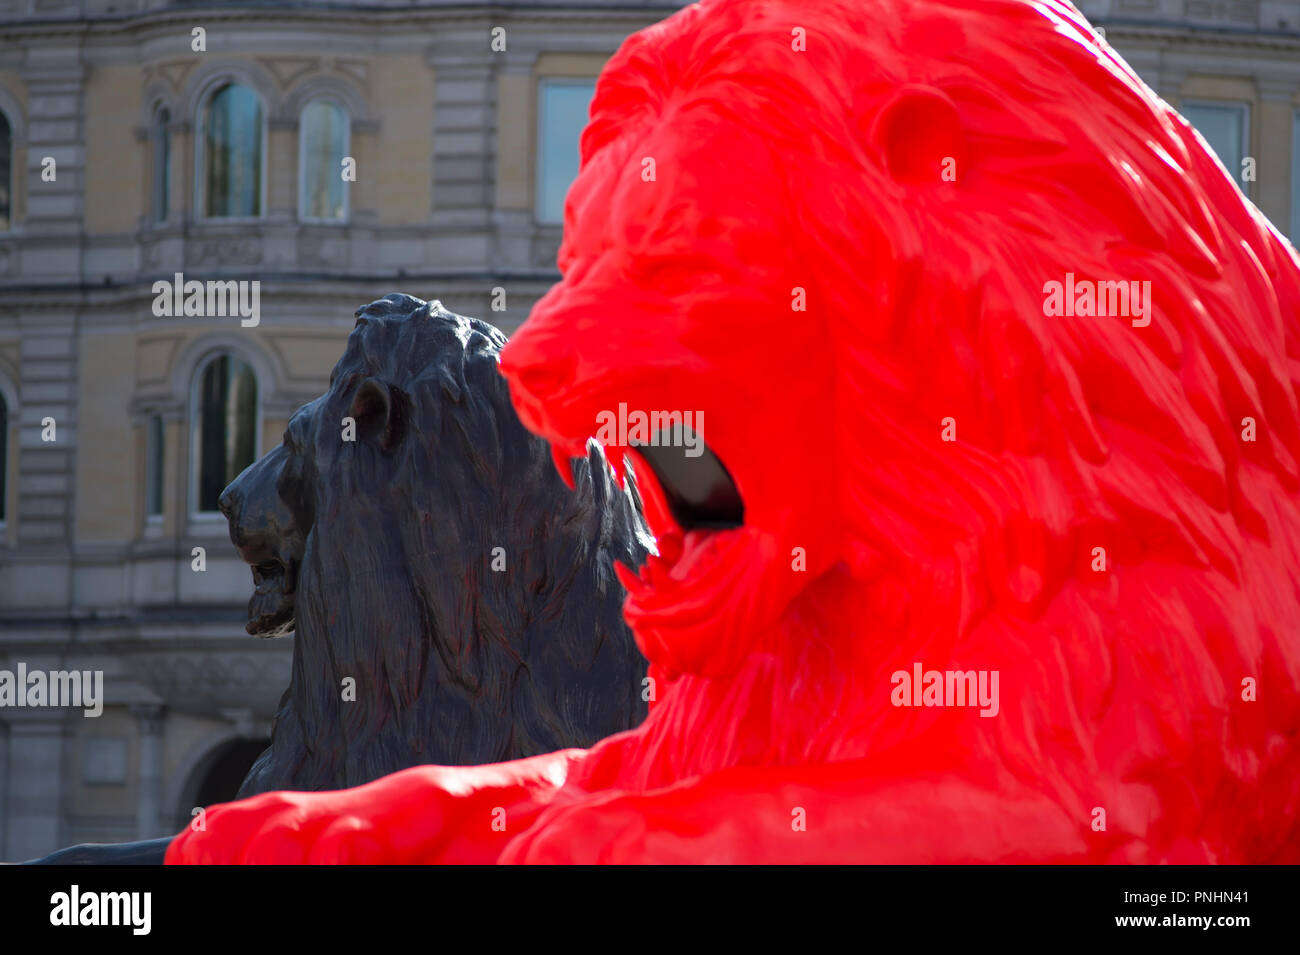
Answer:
350, 377, 405, 451
870, 84, 968, 186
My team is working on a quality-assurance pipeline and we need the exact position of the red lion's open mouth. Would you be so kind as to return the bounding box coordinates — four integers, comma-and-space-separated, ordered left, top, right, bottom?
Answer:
617, 435, 749, 658
540, 423, 749, 602
517, 400, 795, 678
629, 436, 744, 531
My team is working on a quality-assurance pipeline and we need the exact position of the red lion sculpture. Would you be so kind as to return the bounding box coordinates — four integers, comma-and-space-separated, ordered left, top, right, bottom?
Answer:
169, 0, 1300, 863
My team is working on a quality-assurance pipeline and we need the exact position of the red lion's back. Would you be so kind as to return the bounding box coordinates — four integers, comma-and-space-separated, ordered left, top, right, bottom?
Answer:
509, 0, 1300, 862
167, 0, 1300, 865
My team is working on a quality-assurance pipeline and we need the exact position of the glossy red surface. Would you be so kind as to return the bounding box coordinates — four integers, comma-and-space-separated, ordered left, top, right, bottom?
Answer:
170, 0, 1300, 863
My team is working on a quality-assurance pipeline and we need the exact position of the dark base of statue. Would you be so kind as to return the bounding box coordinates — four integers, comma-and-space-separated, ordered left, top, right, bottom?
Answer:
20, 838, 172, 865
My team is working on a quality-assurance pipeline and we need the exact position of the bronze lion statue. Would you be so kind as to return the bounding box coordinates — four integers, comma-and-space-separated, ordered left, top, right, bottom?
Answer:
224, 293, 651, 795
30, 293, 651, 864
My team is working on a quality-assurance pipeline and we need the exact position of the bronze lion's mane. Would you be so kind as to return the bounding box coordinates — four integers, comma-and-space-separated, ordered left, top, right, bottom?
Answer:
238, 294, 650, 795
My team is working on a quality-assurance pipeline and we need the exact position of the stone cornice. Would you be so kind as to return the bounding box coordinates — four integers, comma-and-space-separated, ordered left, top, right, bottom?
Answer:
1097, 18, 1300, 51
0, 3, 686, 42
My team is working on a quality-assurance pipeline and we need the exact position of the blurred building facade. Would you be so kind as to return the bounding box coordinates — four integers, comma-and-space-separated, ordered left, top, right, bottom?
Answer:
0, 0, 1297, 860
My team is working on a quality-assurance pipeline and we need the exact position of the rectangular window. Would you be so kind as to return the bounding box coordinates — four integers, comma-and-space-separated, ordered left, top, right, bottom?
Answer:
0, 110, 11, 232
153, 109, 171, 223
1181, 101, 1249, 194
1292, 110, 1300, 244
0, 397, 7, 524
146, 414, 164, 518
536, 79, 596, 225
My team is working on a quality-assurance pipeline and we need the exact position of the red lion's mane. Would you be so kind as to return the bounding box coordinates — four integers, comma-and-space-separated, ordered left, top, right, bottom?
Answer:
170, 0, 1300, 863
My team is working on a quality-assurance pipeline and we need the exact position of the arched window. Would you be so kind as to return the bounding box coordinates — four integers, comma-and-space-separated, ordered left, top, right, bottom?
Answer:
145, 414, 164, 518
192, 354, 258, 513
0, 108, 12, 232
0, 390, 7, 524
200, 83, 263, 219
299, 98, 349, 222
152, 105, 171, 223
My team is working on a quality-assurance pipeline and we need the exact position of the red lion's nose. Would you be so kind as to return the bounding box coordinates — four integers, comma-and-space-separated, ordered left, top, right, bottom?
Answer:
501, 339, 579, 406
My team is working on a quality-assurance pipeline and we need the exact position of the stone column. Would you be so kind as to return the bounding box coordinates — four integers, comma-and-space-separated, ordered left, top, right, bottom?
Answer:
20, 41, 85, 277
1156, 68, 1188, 108
429, 41, 498, 268
130, 703, 165, 840
17, 41, 84, 556
1256, 80, 1295, 238
268, 116, 297, 227
494, 59, 539, 274
0, 717, 8, 860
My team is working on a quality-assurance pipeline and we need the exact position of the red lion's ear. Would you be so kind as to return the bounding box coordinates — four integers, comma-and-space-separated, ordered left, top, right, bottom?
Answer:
870, 84, 967, 186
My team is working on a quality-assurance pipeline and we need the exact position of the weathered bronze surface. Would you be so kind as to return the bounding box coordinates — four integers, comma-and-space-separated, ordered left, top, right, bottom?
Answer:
22, 294, 649, 864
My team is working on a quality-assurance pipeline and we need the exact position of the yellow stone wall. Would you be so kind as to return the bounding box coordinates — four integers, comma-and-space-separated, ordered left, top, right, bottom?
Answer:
373, 54, 435, 224
85, 65, 144, 234
67, 707, 139, 819
495, 52, 610, 215
76, 330, 138, 541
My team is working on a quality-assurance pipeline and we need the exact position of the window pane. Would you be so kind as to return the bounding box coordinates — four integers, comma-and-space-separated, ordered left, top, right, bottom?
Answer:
0, 393, 6, 523
154, 108, 170, 223
197, 356, 257, 512
537, 81, 595, 224
204, 84, 263, 218
146, 414, 164, 517
0, 110, 10, 232
1292, 111, 1300, 244
301, 99, 349, 221
1182, 103, 1246, 190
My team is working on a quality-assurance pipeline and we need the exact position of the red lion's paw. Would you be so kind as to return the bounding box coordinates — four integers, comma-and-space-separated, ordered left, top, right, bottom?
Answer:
168, 755, 585, 864
168, 790, 389, 865
503, 797, 651, 865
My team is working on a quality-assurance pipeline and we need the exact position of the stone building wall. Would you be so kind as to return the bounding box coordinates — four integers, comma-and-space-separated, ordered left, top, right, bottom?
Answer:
0, 0, 1296, 860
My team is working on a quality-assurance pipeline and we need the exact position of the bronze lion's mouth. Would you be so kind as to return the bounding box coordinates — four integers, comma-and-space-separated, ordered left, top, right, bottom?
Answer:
245, 555, 297, 638
218, 441, 307, 640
